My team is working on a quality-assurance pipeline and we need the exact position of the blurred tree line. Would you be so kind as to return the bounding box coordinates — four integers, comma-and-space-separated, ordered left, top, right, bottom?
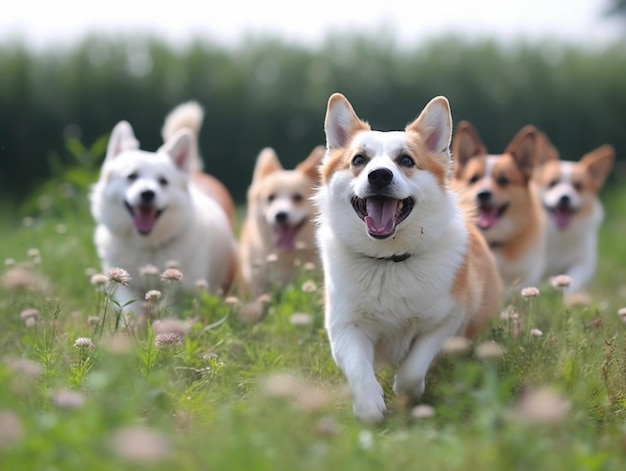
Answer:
1, 33, 625, 208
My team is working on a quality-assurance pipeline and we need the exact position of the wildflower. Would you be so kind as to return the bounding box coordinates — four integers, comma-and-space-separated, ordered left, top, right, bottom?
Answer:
224, 296, 240, 306
152, 318, 191, 335
256, 293, 272, 304
51, 390, 85, 410
266, 253, 278, 263
565, 292, 591, 307
195, 279, 209, 290
27, 248, 40, 259
618, 307, 626, 318
73, 337, 95, 349
442, 336, 471, 355
475, 341, 505, 359
500, 306, 519, 321
110, 426, 171, 463
139, 264, 160, 277
4, 358, 41, 378
20, 308, 40, 321
154, 332, 183, 348
290, 312, 313, 326
521, 287, 539, 299
293, 258, 302, 267
295, 241, 307, 250
512, 387, 570, 425
301, 280, 317, 293
87, 316, 100, 326
105, 267, 131, 286
411, 404, 435, 419
358, 430, 374, 450
145, 290, 162, 301
160, 268, 183, 282
550, 275, 572, 289
530, 328, 543, 337
1, 265, 42, 291
4, 258, 16, 267
238, 301, 265, 324
0, 411, 23, 448
90, 273, 109, 287
303, 262, 316, 272
315, 418, 340, 437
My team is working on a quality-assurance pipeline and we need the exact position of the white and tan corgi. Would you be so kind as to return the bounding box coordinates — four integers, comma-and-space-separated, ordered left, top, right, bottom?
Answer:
534, 136, 614, 297
90, 120, 238, 312
161, 101, 236, 228
314, 93, 502, 423
452, 121, 545, 292
239, 146, 324, 296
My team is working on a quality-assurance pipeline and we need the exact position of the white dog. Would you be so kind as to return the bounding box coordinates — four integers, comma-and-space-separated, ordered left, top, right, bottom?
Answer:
90, 120, 238, 312
314, 93, 502, 423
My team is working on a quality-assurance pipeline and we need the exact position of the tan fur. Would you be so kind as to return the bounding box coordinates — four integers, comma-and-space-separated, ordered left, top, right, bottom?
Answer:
239, 146, 324, 296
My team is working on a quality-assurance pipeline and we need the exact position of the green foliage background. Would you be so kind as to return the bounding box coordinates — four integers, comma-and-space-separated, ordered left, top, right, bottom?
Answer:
1, 34, 625, 205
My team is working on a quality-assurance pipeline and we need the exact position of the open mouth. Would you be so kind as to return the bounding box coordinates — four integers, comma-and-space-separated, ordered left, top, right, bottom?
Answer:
547, 202, 577, 230
476, 202, 508, 230
352, 195, 414, 239
273, 219, 307, 251
125, 201, 163, 235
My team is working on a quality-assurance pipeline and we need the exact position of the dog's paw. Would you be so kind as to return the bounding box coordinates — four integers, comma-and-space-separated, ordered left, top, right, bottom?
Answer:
353, 389, 387, 424
392, 374, 425, 398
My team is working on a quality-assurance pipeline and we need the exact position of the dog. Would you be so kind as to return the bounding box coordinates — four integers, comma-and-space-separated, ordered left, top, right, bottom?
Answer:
452, 121, 545, 293
533, 134, 614, 297
161, 101, 236, 228
239, 145, 324, 296
90, 118, 238, 313
314, 93, 502, 423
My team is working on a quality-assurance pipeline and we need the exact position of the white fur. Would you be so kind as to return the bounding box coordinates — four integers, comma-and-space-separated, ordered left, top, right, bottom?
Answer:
90, 121, 237, 312
315, 96, 475, 423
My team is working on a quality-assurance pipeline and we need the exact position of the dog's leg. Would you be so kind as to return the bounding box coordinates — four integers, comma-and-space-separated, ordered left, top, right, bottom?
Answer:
393, 314, 463, 398
329, 323, 386, 423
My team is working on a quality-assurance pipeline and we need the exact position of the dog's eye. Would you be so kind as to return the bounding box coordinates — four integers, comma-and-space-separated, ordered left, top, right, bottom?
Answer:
398, 155, 415, 168
158, 177, 169, 186
127, 172, 138, 182
548, 179, 560, 188
292, 193, 303, 203
268, 193, 276, 203
469, 174, 481, 184
351, 154, 367, 166
496, 175, 509, 187
573, 181, 584, 192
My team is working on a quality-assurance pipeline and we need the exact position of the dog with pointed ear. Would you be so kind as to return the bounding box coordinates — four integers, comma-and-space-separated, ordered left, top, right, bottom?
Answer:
238, 145, 325, 297
89, 119, 238, 316
314, 93, 502, 423
533, 131, 615, 299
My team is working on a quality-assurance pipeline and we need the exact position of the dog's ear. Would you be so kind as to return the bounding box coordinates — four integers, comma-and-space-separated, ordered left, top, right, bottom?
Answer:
324, 93, 370, 150
505, 125, 539, 182
296, 145, 325, 184
580, 144, 615, 191
406, 96, 453, 167
536, 130, 560, 166
159, 129, 194, 172
105, 121, 139, 161
253, 148, 283, 182
451, 120, 487, 178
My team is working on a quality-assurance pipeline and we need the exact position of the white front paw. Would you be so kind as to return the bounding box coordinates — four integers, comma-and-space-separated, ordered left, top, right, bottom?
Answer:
353, 388, 386, 423
392, 374, 425, 398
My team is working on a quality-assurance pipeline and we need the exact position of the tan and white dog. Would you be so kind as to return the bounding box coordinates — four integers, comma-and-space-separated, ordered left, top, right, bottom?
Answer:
239, 146, 324, 296
534, 136, 614, 297
314, 93, 502, 423
452, 121, 545, 293
90, 118, 238, 312
161, 101, 236, 228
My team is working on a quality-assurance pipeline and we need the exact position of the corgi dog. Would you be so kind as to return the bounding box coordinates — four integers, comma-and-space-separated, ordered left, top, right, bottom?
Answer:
534, 135, 614, 297
161, 101, 236, 228
314, 93, 502, 423
90, 119, 238, 313
239, 146, 324, 296
452, 121, 545, 293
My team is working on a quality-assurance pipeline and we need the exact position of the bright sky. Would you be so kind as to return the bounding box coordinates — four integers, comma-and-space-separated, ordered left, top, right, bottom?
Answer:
0, 0, 622, 49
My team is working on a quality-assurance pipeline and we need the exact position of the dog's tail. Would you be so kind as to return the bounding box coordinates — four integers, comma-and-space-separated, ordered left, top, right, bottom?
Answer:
161, 101, 205, 172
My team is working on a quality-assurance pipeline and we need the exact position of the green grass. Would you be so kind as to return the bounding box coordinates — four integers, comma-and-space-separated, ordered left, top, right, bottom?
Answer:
1, 190, 626, 471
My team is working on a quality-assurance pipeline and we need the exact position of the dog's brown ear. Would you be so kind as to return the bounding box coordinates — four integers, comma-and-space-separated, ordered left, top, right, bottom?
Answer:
296, 145, 325, 184
580, 144, 615, 191
536, 130, 560, 166
253, 147, 283, 182
451, 120, 487, 178
505, 125, 539, 182
105, 121, 139, 161
324, 93, 370, 150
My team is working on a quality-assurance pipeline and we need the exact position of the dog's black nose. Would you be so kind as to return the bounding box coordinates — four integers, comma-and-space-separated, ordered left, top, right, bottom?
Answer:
558, 194, 571, 205
140, 190, 155, 203
368, 168, 393, 188
275, 211, 289, 223
476, 190, 492, 203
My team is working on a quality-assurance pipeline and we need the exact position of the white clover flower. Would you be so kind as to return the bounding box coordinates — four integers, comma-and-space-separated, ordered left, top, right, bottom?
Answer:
105, 267, 131, 286
521, 287, 539, 299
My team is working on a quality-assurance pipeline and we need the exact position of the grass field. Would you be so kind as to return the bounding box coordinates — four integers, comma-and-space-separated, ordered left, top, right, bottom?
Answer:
1, 185, 626, 470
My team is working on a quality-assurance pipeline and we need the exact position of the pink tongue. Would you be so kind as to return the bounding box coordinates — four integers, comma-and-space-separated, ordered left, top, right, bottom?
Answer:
274, 224, 299, 251
477, 208, 499, 230
553, 208, 572, 230
133, 206, 159, 234
364, 197, 398, 237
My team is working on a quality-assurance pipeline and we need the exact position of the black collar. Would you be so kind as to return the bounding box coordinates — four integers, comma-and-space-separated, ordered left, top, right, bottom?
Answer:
365, 252, 412, 263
